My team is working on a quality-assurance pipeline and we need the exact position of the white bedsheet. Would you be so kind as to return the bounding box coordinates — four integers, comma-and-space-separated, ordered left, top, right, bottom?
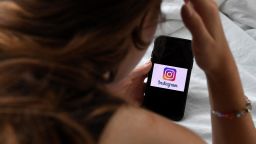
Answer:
140, 2, 256, 143
220, 0, 256, 40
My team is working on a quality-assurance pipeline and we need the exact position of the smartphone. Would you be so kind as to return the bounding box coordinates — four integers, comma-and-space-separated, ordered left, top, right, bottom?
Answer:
143, 36, 194, 121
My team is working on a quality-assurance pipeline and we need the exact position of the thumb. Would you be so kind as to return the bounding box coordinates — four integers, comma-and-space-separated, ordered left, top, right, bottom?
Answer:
130, 61, 152, 78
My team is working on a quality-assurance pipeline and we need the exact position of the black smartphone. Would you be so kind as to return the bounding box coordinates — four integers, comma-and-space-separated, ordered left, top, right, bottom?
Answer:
143, 36, 194, 121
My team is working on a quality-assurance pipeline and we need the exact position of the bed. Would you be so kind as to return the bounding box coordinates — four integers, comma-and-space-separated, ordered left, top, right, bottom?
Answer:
140, 0, 256, 143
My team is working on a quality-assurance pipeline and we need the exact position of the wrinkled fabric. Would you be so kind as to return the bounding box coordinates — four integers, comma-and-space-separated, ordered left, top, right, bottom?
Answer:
140, 3, 256, 142
221, 0, 256, 39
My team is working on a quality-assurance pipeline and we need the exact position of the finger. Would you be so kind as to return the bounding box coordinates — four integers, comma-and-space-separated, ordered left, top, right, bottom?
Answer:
132, 84, 145, 106
181, 3, 212, 44
188, 0, 222, 37
130, 62, 152, 78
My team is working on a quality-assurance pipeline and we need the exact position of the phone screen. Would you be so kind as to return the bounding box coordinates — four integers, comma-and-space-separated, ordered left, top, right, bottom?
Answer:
143, 36, 193, 121
150, 64, 188, 92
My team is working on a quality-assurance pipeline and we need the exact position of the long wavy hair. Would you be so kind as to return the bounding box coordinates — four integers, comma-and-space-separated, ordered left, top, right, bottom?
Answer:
0, 0, 161, 143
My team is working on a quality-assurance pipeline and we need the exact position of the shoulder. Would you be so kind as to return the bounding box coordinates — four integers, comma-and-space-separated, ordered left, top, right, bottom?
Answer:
99, 105, 206, 144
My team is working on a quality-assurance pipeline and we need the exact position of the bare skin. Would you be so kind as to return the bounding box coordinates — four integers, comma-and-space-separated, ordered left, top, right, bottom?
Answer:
99, 105, 206, 144
104, 0, 256, 144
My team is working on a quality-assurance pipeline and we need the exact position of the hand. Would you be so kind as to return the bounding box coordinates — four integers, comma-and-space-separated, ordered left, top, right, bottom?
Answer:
181, 0, 235, 75
105, 62, 152, 106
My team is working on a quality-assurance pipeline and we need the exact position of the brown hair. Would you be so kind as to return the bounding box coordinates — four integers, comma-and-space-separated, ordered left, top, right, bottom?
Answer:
0, 0, 161, 143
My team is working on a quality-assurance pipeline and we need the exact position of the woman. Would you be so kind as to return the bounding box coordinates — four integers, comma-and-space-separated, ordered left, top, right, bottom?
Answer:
0, 0, 255, 144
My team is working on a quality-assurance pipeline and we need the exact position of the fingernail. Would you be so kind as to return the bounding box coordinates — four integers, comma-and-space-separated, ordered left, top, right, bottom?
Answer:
145, 61, 152, 66
142, 61, 152, 69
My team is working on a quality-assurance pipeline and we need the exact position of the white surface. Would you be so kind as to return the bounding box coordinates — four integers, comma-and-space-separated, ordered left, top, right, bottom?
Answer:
157, 0, 226, 36
220, 0, 256, 40
163, 0, 226, 7
157, 0, 227, 36
140, 3, 256, 143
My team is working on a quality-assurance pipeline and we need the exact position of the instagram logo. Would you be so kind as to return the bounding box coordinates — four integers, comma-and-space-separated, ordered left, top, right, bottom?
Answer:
163, 67, 176, 81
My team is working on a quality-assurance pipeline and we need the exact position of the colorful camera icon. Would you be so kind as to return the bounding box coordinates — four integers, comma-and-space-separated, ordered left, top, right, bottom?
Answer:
163, 67, 176, 81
